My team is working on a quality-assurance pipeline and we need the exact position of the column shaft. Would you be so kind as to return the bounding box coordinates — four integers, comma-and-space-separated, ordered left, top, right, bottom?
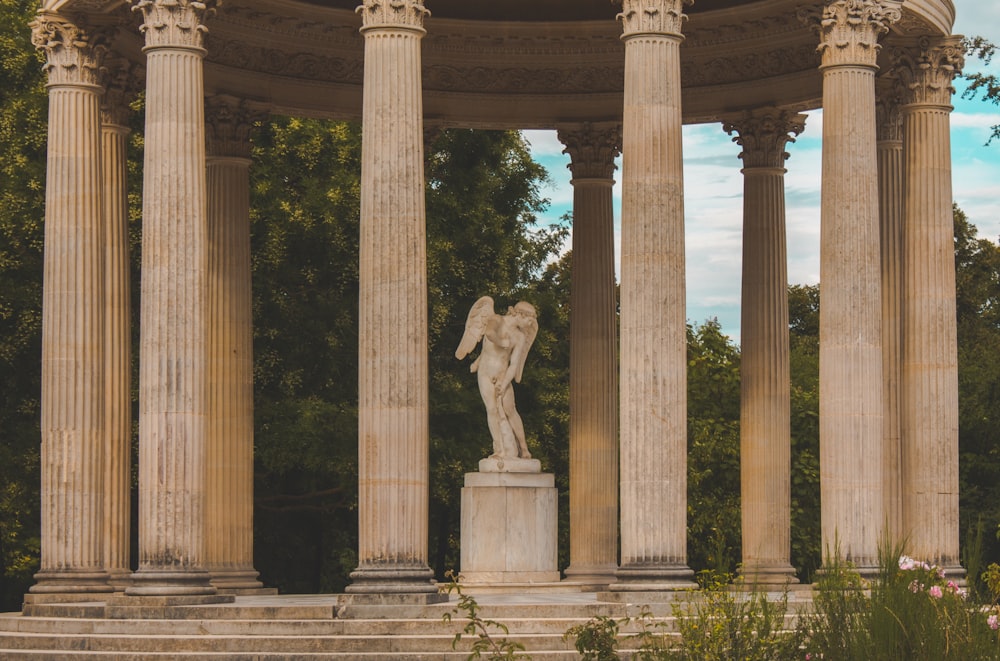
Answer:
615, 0, 694, 589
805, 0, 901, 571
876, 87, 904, 544
30, 14, 111, 594
896, 37, 964, 573
101, 117, 132, 590
205, 152, 262, 591
349, 0, 436, 595
559, 124, 621, 585
128, 0, 218, 596
724, 109, 804, 585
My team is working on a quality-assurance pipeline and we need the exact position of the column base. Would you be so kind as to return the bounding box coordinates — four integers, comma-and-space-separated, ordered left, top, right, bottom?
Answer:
209, 568, 276, 595
737, 563, 800, 588
609, 564, 696, 592
125, 569, 218, 596
563, 563, 618, 588
29, 569, 113, 595
346, 566, 442, 596
107, 568, 133, 592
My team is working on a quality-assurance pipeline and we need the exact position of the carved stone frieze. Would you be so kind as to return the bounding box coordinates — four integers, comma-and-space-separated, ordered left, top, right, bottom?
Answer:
617, 0, 693, 39
208, 37, 363, 84
31, 13, 110, 87
723, 108, 806, 169
205, 96, 266, 158
557, 123, 622, 180
356, 0, 428, 32
423, 64, 624, 95
682, 43, 819, 87
891, 36, 964, 107
101, 57, 143, 126
798, 0, 902, 69
129, 0, 218, 50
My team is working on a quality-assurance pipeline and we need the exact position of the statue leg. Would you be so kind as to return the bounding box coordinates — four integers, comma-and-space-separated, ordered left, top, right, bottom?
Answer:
502, 390, 530, 458
478, 374, 503, 456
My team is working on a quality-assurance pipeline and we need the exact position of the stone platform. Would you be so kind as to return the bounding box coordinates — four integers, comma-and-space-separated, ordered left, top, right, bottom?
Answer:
0, 589, 814, 660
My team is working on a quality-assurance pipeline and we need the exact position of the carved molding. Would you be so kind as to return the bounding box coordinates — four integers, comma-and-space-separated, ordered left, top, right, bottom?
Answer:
557, 123, 622, 180
682, 43, 819, 87
208, 37, 364, 84
423, 63, 623, 95
356, 0, 428, 33
617, 0, 693, 39
205, 95, 267, 159
799, 0, 902, 69
723, 108, 806, 169
129, 0, 218, 50
31, 13, 110, 87
101, 57, 143, 126
891, 36, 964, 107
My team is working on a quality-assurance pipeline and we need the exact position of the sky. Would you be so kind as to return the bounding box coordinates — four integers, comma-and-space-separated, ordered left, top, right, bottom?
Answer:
524, 0, 1000, 341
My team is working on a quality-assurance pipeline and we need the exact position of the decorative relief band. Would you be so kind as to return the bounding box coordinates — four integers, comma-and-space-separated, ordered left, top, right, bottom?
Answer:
30, 13, 109, 87
891, 36, 965, 107
356, 0, 429, 32
129, 0, 218, 50
798, 0, 901, 69
723, 109, 806, 169
206, 96, 266, 159
558, 123, 622, 180
618, 0, 693, 39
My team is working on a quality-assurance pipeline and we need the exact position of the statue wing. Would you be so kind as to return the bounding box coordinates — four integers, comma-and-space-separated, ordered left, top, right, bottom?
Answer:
513, 314, 538, 383
455, 296, 495, 359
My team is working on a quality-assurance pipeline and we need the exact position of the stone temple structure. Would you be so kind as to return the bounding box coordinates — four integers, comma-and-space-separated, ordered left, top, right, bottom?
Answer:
25, 0, 963, 606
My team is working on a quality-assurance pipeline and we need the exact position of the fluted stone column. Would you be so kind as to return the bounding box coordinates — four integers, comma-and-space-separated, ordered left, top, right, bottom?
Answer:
803, 0, 900, 572
613, 0, 695, 591
204, 97, 267, 593
348, 0, 438, 597
127, 0, 219, 597
894, 37, 964, 575
557, 123, 621, 586
875, 79, 905, 545
100, 59, 139, 591
724, 109, 805, 586
29, 13, 111, 595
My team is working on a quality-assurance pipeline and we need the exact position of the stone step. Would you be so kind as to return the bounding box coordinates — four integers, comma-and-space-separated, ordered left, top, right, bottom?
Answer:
0, 652, 586, 660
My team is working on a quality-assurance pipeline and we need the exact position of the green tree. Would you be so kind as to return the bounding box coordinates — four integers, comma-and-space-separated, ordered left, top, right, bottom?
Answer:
963, 36, 1000, 143
0, 0, 44, 612
248, 123, 568, 591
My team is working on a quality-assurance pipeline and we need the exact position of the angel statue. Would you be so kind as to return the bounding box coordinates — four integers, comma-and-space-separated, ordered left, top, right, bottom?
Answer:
455, 296, 538, 460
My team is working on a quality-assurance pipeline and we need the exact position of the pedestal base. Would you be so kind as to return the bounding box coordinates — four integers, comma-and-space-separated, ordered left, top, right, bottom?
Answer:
460, 470, 559, 585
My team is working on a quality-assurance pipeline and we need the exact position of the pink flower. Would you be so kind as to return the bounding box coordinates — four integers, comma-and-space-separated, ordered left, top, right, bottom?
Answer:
929, 585, 942, 599
908, 580, 922, 593
988, 614, 999, 631
899, 556, 915, 571
936, 567, 946, 579
947, 580, 959, 592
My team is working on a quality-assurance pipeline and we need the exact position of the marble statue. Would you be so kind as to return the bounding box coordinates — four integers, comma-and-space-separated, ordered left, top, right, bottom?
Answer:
456, 296, 538, 460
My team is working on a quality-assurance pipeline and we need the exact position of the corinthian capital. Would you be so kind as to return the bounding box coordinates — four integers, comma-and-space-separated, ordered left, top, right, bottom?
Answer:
129, 0, 219, 51
891, 36, 965, 107
356, 0, 429, 32
617, 0, 694, 39
30, 13, 109, 87
101, 58, 144, 127
205, 96, 266, 159
557, 123, 622, 180
875, 75, 905, 141
799, 0, 901, 69
723, 109, 806, 170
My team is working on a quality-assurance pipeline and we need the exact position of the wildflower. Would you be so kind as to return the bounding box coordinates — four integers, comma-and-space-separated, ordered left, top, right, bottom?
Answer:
929, 585, 942, 599
909, 579, 922, 593
899, 555, 916, 571
946, 580, 959, 592
988, 614, 998, 631
936, 567, 946, 579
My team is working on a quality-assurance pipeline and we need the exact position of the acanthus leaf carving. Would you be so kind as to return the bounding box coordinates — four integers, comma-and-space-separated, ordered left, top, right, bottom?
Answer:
617, 0, 694, 39
891, 36, 965, 107
101, 56, 144, 127
557, 123, 622, 180
356, 0, 428, 33
799, 0, 901, 69
875, 74, 905, 141
723, 108, 807, 170
205, 95, 266, 159
129, 0, 218, 50
30, 13, 110, 87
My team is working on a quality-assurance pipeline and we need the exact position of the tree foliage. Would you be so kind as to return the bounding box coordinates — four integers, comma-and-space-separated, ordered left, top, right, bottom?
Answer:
963, 36, 1000, 144
0, 0, 44, 611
